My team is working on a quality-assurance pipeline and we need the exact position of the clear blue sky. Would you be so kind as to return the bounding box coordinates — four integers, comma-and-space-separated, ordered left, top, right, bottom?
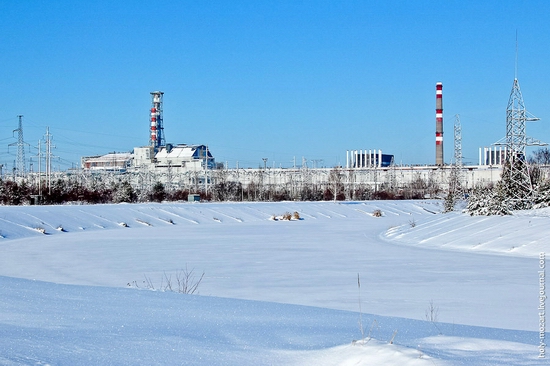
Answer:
1, 0, 549, 170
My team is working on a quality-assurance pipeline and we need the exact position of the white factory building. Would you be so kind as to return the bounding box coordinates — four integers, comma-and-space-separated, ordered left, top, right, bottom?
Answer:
81, 144, 215, 174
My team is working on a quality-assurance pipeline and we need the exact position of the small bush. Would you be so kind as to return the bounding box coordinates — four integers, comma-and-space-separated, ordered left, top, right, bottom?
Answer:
372, 209, 382, 217
132, 266, 205, 295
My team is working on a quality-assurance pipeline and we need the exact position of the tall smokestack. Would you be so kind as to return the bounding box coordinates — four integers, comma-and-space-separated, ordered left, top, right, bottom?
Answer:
435, 82, 443, 165
150, 91, 165, 152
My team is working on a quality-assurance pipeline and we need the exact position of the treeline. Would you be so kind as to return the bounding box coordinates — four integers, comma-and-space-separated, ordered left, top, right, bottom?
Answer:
210, 180, 431, 202
0, 179, 203, 205
0, 176, 435, 205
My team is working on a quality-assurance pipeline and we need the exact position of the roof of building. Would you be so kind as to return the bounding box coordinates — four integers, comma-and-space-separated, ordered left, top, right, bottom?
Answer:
82, 152, 133, 163
155, 145, 213, 160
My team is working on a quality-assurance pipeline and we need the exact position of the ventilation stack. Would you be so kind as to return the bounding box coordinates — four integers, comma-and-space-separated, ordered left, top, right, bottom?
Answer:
150, 91, 165, 152
435, 82, 444, 166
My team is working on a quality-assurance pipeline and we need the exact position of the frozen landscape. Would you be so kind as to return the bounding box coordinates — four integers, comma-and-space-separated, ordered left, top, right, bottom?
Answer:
0, 200, 547, 365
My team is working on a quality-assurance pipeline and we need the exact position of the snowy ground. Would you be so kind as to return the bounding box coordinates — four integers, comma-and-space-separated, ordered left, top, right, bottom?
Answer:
0, 200, 546, 365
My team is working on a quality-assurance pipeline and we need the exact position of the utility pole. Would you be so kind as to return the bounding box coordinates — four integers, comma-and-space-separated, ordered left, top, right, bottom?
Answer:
38, 140, 42, 197
44, 127, 55, 195
205, 146, 209, 196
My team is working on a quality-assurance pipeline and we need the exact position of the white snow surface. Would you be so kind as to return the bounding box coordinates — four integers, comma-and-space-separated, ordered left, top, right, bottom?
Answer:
0, 200, 546, 365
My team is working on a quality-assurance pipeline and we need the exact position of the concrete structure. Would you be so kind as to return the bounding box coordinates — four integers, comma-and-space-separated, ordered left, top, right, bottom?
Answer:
479, 146, 507, 166
133, 144, 215, 171
346, 149, 394, 168
81, 153, 133, 173
83, 145, 215, 173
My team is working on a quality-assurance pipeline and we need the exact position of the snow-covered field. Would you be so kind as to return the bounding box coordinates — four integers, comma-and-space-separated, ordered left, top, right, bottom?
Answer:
0, 200, 546, 365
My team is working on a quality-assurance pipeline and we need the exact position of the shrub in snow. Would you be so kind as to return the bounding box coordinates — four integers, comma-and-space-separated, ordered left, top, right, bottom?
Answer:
372, 209, 382, 217
150, 182, 166, 203
464, 157, 550, 215
112, 181, 137, 203
270, 212, 302, 221
424, 300, 442, 334
466, 159, 535, 215
533, 179, 550, 208
466, 187, 511, 216
133, 267, 205, 295
443, 192, 456, 213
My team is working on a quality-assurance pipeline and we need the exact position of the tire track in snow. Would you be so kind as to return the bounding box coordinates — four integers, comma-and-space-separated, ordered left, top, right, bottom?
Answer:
77, 209, 120, 229
0, 216, 46, 237
415, 217, 493, 244
240, 205, 278, 220
157, 208, 199, 224
128, 208, 176, 226
20, 212, 58, 231
319, 208, 346, 218
203, 208, 243, 223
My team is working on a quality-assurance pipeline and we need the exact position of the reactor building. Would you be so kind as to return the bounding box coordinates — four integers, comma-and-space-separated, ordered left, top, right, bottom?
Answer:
81, 91, 216, 174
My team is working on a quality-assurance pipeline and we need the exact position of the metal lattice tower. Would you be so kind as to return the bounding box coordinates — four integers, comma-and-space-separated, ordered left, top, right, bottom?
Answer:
10, 115, 26, 177
149, 91, 165, 152
453, 114, 463, 169
506, 78, 542, 157
449, 114, 463, 193
496, 78, 545, 204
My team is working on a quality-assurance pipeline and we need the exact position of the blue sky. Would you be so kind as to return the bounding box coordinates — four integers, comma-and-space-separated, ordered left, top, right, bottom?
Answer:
1, 1, 549, 170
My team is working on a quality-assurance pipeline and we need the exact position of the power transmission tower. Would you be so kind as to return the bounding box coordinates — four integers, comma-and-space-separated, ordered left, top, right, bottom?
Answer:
9, 115, 28, 177
454, 114, 463, 168
495, 78, 545, 207
449, 114, 463, 194
493, 36, 547, 208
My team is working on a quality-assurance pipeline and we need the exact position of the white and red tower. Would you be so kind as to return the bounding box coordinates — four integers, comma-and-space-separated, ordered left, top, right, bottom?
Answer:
435, 82, 444, 165
150, 91, 165, 152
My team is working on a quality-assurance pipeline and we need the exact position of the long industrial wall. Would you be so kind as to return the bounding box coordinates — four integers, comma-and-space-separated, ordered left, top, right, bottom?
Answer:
19, 164, 546, 201
108, 165, 507, 194
211, 165, 502, 190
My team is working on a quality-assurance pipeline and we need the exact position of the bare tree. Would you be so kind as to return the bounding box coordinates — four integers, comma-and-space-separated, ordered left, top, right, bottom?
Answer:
530, 147, 550, 165
327, 167, 344, 201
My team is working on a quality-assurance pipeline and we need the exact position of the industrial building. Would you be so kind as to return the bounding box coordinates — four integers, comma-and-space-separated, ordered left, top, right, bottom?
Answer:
81, 91, 216, 175
81, 153, 133, 173
74, 75, 547, 198
133, 144, 215, 171
346, 149, 394, 168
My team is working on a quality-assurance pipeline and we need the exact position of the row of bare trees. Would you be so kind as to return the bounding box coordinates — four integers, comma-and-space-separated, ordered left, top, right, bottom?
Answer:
0, 169, 443, 205
209, 167, 440, 202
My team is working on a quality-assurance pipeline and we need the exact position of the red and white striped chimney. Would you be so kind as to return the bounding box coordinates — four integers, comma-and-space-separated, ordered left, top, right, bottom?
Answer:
435, 82, 443, 165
